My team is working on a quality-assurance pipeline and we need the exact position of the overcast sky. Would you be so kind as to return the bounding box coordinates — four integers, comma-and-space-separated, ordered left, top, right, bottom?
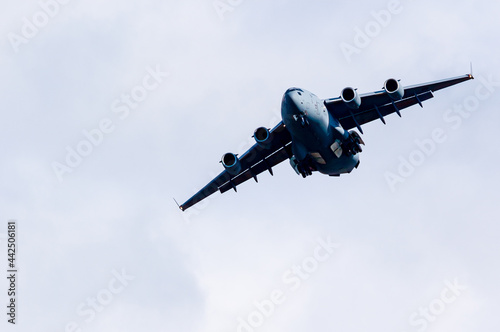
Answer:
1, 0, 499, 331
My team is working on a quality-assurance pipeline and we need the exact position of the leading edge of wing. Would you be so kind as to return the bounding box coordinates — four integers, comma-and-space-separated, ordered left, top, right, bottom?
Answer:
402, 73, 473, 97
178, 121, 292, 211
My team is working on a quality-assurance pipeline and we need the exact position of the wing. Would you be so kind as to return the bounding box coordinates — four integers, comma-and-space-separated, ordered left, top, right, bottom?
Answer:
324, 74, 474, 133
178, 121, 292, 211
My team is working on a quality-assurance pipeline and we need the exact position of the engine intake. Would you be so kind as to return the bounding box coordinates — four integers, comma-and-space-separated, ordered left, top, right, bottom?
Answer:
253, 127, 273, 149
384, 78, 404, 101
341, 87, 361, 109
221, 153, 242, 176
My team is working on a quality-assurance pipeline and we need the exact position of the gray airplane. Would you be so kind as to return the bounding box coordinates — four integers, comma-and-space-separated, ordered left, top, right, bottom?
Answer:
178, 73, 473, 211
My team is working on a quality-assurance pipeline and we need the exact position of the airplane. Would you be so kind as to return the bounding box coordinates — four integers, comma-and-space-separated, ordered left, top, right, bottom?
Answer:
177, 73, 474, 211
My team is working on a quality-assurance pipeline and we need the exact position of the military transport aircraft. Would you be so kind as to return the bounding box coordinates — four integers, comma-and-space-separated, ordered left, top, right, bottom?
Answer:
177, 73, 473, 211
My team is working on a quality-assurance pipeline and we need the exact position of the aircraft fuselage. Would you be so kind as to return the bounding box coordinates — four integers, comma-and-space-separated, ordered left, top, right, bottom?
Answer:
281, 88, 360, 177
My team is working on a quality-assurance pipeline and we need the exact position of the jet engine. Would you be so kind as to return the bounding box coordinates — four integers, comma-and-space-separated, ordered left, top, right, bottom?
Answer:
221, 153, 242, 175
341, 87, 361, 109
253, 127, 273, 149
384, 78, 404, 101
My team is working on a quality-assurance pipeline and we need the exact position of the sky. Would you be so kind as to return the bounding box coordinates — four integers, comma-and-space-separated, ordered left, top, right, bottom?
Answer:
1, 0, 499, 331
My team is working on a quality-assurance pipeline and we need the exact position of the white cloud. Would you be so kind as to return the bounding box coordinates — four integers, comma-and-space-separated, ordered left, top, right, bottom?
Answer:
1, 0, 499, 331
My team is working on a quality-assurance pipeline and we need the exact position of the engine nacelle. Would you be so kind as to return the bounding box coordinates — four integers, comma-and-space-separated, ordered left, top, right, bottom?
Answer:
253, 127, 273, 149
221, 153, 242, 176
384, 78, 404, 101
341, 87, 361, 109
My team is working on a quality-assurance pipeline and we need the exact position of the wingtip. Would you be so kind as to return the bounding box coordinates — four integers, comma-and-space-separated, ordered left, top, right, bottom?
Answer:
173, 198, 185, 212
469, 62, 474, 79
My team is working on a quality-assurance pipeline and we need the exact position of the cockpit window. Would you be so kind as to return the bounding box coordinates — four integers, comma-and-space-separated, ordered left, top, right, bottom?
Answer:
286, 87, 304, 94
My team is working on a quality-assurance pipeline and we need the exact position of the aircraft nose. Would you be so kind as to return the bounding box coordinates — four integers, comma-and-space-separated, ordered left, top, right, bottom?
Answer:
283, 88, 303, 113
281, 88, 310, 128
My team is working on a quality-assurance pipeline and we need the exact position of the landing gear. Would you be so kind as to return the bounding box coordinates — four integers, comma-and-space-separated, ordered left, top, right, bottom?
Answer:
293, 114, 309, 127
343, 130, 365, 156
290, 156, 314, 178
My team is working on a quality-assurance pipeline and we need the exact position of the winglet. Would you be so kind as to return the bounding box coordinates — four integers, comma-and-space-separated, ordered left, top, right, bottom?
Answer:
173, 198, 185, 212
469, 62, 474, 79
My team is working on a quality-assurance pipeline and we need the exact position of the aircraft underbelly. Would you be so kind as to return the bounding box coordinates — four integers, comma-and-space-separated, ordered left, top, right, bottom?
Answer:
297, 125, 359, 175
315, 153, 359, 175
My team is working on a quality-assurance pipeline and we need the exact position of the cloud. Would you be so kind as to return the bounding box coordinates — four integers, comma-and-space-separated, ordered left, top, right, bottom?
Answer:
1, 0, 499, 331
